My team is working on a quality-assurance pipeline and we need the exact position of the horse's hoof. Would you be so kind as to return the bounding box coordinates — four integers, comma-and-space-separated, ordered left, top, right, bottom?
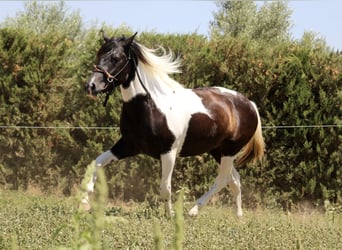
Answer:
165, 210, 175, 218
188, 205, 199, 216
79, 202, 91, 212
236, 210, 243, 218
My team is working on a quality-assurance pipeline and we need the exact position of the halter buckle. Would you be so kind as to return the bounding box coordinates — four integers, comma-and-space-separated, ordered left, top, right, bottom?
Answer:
107, 77, 114, 83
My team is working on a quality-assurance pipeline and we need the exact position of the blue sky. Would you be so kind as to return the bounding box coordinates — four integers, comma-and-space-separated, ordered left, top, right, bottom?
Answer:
0, 1, 341, 50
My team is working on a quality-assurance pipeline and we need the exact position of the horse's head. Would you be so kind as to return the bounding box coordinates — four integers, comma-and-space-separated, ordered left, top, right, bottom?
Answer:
85, 31, 138, 98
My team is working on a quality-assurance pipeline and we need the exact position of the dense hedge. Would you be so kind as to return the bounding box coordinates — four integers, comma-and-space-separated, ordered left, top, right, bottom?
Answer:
0, 4, 341, 208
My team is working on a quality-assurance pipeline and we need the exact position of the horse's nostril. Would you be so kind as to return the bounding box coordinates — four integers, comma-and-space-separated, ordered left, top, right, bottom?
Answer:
85, 82, 96, 94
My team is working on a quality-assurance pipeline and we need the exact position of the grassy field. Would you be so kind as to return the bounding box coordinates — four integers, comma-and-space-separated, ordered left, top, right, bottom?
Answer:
0, 188, 341, 250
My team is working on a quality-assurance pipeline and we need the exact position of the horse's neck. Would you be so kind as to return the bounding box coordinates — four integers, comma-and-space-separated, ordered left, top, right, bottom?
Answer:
120, 78, 146, 102
120, 65, 183, 102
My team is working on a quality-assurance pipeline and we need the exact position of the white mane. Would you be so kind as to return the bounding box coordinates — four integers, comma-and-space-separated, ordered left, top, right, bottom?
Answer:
135, 43, 184, 93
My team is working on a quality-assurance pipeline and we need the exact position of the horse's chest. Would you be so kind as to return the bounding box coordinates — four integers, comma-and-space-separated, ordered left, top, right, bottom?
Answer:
120, 92, 211, 156
120, 95, 176, 157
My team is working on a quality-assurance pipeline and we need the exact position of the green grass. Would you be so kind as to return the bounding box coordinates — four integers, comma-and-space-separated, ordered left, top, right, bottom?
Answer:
1, 188, 341, 250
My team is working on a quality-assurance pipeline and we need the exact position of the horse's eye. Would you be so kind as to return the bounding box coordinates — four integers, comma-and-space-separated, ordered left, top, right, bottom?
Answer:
111, 56, 119, 64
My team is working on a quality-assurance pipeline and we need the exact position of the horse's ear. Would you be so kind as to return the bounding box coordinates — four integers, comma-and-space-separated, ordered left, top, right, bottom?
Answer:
124, 32, 138, 47
101, 29, 111, 42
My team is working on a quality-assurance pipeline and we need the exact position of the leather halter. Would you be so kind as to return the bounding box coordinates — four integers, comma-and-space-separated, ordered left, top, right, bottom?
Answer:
94, 49, 150, 107
93, 53, 131, 106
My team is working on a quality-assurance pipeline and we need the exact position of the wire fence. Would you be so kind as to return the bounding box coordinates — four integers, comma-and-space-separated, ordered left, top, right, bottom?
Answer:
0, 124, 341, 130
262, 124, 341, 129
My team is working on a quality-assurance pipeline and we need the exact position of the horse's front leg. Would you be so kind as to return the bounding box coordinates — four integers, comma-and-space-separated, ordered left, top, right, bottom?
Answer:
160, 149, 177, 216
80, 150, 117, 210
80, 137, 135, 210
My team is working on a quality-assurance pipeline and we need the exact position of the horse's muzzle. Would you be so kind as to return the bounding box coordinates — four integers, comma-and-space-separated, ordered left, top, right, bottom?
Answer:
85, 82, 98, 99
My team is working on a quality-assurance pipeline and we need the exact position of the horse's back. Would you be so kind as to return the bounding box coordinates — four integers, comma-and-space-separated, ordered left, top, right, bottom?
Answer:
179, 87, 258, 157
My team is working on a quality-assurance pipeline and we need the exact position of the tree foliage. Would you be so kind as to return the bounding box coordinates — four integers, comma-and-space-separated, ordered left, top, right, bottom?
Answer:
0, 1, 341, 207
210, 0, 292, 43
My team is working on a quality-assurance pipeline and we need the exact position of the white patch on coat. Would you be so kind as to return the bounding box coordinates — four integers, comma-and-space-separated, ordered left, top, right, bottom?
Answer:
213, 86, 238, 96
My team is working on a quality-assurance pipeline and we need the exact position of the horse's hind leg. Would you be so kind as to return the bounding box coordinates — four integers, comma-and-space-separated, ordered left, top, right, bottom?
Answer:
228, 167, 243, 217
189, 156, 234, 216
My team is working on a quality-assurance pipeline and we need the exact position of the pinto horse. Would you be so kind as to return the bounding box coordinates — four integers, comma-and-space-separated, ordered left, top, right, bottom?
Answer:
83, 32, 265, 217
